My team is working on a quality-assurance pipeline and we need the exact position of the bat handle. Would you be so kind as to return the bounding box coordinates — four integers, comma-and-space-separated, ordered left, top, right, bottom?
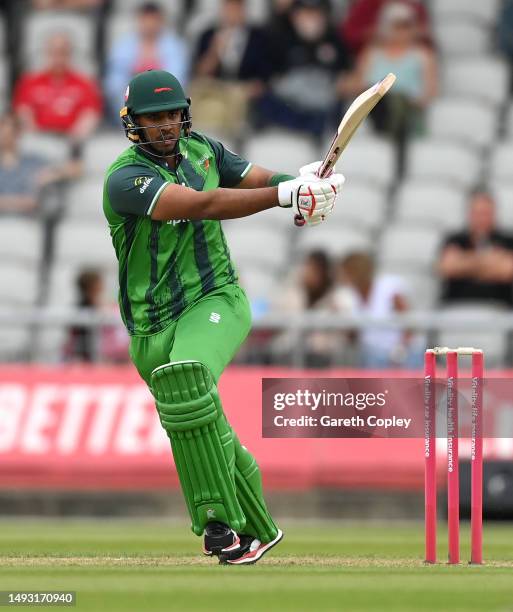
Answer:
294, 214, 305, 227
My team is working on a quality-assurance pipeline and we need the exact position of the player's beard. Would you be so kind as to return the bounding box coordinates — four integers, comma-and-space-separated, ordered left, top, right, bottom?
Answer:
143, 130, 180, 158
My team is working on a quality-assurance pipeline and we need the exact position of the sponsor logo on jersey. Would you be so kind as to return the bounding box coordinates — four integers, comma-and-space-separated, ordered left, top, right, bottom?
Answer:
134, 176, 154, 194
209, 312, 221, 324
195, 154, 211, 176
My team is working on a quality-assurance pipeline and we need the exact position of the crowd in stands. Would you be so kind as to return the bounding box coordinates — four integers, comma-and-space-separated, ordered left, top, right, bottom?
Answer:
1, 0, 513, 366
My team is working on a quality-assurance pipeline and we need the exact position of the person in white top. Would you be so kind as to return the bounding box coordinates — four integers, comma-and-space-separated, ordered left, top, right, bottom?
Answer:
336, 252, 423, 368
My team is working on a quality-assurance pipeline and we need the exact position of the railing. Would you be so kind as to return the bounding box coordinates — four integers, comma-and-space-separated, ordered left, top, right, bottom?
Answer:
0, 307, 512, 365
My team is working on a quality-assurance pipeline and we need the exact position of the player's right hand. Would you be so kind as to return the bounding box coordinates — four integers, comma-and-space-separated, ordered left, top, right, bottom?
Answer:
278, 175, 345, 226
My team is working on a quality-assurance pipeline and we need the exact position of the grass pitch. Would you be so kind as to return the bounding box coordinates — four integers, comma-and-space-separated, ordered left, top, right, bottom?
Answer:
0, 520, 512, 611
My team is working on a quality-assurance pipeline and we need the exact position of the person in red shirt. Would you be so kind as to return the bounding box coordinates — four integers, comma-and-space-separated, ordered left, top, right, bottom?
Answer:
340, 0, 430, 56
13, 33, 102, 142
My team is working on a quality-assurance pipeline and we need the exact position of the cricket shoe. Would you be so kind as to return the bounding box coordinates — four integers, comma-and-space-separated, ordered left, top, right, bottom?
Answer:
203, 521, 240, 557
219, 529, 283, 565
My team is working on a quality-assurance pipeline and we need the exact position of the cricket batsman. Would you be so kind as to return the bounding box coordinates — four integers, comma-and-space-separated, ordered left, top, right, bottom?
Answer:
102, 69, 344, 564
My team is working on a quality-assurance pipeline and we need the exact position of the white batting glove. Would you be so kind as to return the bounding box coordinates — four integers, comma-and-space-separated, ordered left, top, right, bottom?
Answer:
278, 174, 345, 226
299, 160, 337, 179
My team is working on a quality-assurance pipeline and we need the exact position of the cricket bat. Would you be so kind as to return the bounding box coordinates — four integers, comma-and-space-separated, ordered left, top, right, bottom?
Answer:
295, 72, 396, 226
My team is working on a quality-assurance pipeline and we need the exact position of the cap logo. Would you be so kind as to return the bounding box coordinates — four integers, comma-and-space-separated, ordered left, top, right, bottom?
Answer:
154, 87, 173, 93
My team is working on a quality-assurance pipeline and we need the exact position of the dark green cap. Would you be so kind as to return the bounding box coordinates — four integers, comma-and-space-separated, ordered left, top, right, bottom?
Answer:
124, 70, 189, 115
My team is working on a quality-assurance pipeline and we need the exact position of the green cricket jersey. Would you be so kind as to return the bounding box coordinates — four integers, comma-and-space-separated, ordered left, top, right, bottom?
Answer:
103, 131, 253, 336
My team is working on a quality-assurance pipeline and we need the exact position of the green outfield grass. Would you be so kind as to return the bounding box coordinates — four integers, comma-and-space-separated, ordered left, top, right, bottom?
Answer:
0, 519, 512, 611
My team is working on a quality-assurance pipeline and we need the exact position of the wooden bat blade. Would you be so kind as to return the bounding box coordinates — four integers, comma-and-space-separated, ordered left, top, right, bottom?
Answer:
318, 73, 396, 179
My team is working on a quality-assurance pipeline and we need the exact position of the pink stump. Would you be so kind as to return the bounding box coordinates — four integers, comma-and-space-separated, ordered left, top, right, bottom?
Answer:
424, 350, 437, 563
471, 352, 484, 564
446, 351, 459, 564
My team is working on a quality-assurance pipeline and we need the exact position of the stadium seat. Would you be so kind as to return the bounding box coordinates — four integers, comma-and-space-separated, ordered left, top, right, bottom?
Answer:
443, 58, 509, 107
0, 263, 39, 306
296, 225, 371, 259
434, 18, 491, 56
19, 133, 70, 163
379, 224, 443, 271
0, 327, 31, 362
376, 267, 440, 310
83, 133, 128, 176
331, 183, 386, 233
406, 139, 481, 189
431, 0, 501, 25
222, 225, 289, 272
334, 137, 396, 188
427, 98, 498, 149
66, 179, 105, 221
237, 266, 279, 305
436, 304, 508, 367
400, 272, 440, 310
54, 220, 115, 267
243, 130, 317, 177
22, 12, 96, 73
46, 262, 79, 307
106, 14, 133, 49
0, 218, 43, 266
491, 184, 513, 230
34, 259, 71, 360
394, 181, 466, 231
505, 103, 513, 139
490, 143, 513, 185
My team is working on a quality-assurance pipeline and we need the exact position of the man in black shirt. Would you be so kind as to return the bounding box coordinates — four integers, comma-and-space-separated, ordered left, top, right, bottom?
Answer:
254, 0, 352, 137
438, 190, 513, 307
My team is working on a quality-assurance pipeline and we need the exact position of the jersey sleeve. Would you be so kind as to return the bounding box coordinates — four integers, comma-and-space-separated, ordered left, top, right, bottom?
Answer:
106, 164, 170, 217
204, 136, 252, 188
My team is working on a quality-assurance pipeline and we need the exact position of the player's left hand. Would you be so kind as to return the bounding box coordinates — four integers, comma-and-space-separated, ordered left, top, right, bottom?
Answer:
299, 160, 338, 180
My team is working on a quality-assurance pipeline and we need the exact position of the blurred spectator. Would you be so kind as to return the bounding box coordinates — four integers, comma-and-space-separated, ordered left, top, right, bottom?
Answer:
438, 190, 513, 308
104, 2, 189, 123
340, 0, 430, 57
63, 269, 103, 362
270, 0, 295, 35
254, 0, 352, 138
337, 252, 423, 368
63, 269, 129, 363
191, 0, 270, 136
350, 1, 437, 170
194, 0, 268, 84
0, 112, 77, 215
273, 250, 348, 367
12, 33, 102, 144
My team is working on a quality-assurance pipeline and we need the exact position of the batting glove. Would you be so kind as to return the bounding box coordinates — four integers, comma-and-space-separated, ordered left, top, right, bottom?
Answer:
278, 174, 345, 226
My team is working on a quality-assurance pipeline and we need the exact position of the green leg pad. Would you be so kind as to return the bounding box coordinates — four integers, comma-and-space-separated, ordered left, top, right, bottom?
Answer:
150, 361, 246, 536
233, 433, 279, 543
